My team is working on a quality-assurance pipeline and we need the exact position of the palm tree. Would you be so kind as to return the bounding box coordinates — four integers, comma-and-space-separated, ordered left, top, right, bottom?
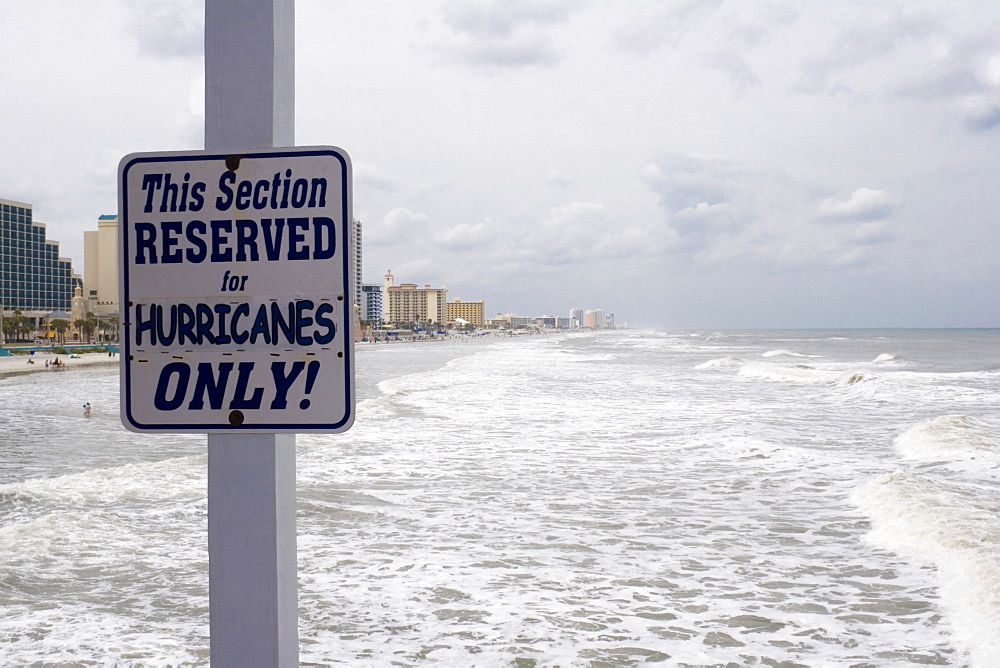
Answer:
4, 309, 25, 342
50, 319, 70, 344
75, 313, 97, 344
2, 312, 16, 342
84, 312, 98, 343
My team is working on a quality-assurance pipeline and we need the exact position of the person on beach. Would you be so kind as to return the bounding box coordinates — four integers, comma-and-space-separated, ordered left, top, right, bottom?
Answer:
83, 402, 91, 417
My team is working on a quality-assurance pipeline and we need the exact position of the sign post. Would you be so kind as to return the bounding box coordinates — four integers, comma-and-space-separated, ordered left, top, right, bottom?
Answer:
204, 5, 302, 663
117, 1, 353, 664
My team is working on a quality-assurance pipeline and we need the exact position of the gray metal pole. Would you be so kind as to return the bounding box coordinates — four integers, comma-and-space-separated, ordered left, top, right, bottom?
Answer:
204, 1, 298, 665
206, 0, 294, 151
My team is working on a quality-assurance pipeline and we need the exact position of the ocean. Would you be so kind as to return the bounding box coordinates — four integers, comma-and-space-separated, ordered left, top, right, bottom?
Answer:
1, 329, 998, 666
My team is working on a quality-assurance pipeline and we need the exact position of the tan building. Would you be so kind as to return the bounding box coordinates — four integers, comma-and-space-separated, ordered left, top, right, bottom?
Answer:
383, 271, 448, 325
584, 309, 605, 329
83, 215, 119, 318
446, 299, 485, 327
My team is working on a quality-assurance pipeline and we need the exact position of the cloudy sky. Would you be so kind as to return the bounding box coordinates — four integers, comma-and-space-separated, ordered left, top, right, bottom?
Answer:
3, 1, 999, 328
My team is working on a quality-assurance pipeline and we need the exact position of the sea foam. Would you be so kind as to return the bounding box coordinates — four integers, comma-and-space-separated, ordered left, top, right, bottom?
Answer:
895, 415, 1000, 460
761, 349, 817, 358
694, 356, 743, 370
739, 361, 833, 384
852, 472, 1000, 665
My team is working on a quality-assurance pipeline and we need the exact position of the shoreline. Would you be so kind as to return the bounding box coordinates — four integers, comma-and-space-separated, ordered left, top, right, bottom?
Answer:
0, 350, 119, 379
0, 330, 559, 380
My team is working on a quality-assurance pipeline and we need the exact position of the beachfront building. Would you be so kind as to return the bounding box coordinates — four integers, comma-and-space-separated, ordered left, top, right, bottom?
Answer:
446, 299, 485, 328
487, 313, 507, 329
83, 215, 119, 323
584, 309, 605, 329
350, 218, 363, 310
361, 283, 383, 324
492, 313, 534, 329
383, 271, 448, 326
570, 307, 584, 329
1, 197, 80, 339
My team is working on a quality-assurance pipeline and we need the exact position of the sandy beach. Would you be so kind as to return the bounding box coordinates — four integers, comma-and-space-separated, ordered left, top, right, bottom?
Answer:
0, 350, 118, 378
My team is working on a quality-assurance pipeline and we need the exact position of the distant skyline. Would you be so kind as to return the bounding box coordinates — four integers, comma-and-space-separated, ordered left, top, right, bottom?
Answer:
3, 1, 999, 328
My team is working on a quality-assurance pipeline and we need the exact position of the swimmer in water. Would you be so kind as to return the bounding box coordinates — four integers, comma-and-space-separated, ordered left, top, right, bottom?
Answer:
83, 402, 91, 417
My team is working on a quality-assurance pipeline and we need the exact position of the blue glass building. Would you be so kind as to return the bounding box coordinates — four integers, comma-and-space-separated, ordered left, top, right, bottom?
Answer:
1, 198, 80, 323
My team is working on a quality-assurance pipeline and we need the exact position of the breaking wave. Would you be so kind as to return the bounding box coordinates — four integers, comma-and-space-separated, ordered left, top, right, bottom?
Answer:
762, 349, 818, 358
738, 362, 880, 390
852, 472, 1000, 665
895, 415, 1000, 461
695, 356, 743, 370
838, 371, 879, 386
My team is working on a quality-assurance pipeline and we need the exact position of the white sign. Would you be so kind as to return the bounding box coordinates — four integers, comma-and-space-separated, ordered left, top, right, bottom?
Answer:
117, 147, 355, 433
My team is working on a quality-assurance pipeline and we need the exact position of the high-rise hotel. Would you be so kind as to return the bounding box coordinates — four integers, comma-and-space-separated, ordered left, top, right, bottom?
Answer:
446, 299, 485, 327
1, 197, 80, 325
350, 218, 363, 310
383, 270, 448, 326
83, 214, 119, 319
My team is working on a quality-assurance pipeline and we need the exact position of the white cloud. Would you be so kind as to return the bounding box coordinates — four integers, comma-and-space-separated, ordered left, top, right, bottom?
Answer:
440, 0, 570, 38
831, 246, 868, 267
439, 220, 498, 251
546, 171, 571, 187
430, 0, 572, 68
354, 162, 397, 193
526, 202, 670, 264
645, 155, 734, 215
979, 54, 1000, 88
643, 154, 757, 254
614, 0, 796, 89
124, 0, 202, 59
961, 95, 1000, 131
670, 202, 736, 245
673, 201, 731, 224
792, 6, 939, 96
850, 221, 893, 246
818, 188, 893, 222
643, 156, 899, 269
448, 35, 559, 68
389, 257, 438, 282
783, 4, 1000, 138
367, 208, 432, 246
418, 201, 670, 277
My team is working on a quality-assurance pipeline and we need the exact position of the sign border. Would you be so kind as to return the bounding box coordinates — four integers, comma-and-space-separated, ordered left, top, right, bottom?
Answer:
118, 146, 354, 433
